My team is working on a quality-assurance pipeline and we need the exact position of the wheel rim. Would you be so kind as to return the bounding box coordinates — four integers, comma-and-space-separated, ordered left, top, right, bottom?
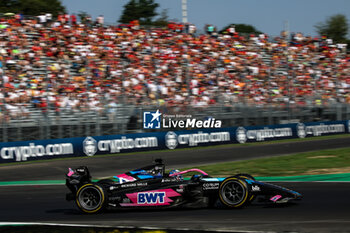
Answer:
78, 186, 102, 211
221, 181, 246, 205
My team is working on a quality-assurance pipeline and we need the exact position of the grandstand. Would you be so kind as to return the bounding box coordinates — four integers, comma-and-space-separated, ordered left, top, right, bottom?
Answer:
0, 15, 349, 141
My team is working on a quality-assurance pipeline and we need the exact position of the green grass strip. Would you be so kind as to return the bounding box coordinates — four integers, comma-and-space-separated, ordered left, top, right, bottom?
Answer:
1, 173, 350, 186
187, 147, 350, 177
257, 173, 350, 182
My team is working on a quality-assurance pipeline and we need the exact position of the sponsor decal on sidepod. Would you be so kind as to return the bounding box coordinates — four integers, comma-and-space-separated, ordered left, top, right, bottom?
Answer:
120, 189, 181, 206
203, 183, 220, 190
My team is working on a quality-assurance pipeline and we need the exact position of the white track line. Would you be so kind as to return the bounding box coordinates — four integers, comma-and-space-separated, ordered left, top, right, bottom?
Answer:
0, 222, 277, 233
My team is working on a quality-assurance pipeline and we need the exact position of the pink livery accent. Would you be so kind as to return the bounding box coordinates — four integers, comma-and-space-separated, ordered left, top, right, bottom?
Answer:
270, 195, 282, 202
120, 188, 181, 207
115, 174, 136, 183
169, 169, 208, 177
67, 168, 74, 177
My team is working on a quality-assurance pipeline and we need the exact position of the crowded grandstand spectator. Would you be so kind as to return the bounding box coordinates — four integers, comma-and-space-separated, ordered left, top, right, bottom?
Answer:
0, 14, 349, 123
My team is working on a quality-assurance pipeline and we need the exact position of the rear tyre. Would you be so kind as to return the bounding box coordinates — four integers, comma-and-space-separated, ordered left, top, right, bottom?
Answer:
76, 183, 106, 213
219, 177, 250, 208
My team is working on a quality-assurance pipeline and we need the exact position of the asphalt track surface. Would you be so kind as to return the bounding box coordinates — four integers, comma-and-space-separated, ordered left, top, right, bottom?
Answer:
1, 137, 350, 232
1, 182, 350, 232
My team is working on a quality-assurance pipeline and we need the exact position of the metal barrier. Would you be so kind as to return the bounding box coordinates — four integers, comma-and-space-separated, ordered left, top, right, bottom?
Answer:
1, 104, 350, 142
0, 120, 348, 163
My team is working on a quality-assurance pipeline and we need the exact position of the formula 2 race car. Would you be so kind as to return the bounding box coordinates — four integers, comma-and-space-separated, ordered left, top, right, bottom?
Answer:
65, 159, 302, 213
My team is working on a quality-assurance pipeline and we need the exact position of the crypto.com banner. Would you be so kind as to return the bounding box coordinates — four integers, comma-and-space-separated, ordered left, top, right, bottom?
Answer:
0, 120, 349, 163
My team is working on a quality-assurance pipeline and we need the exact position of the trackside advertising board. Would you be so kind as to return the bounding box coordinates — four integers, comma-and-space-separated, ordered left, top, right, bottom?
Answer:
0, 120, 349, 163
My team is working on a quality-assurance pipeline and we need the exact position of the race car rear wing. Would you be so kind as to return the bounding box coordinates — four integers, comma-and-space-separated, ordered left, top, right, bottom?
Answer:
66, 166, 91, 193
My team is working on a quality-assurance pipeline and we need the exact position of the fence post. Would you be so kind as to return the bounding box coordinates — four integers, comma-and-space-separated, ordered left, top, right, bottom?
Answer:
39, 118, 44, 140
58, 117, 63, 139
243, 107, 248, 126
96, 111, 101, 136
2, 124, 7, 142
85, 115, 90, 137
336, 103, 342, 121
16, 122, 22, 141
268, 107, 273, 125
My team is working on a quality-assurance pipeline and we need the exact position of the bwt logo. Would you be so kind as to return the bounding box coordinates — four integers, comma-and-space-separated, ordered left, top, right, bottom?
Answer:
137, 192, 165, 204
143, 110, 162, 129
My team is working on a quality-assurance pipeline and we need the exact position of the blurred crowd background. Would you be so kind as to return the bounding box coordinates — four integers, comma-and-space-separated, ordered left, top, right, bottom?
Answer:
0, 13, 349, 141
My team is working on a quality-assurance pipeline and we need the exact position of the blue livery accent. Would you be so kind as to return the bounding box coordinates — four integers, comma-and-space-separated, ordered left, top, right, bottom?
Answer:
137, 175, 154, 179
202, 178, 225, 182
245, 179, 255, 184
130, 170, 147, 174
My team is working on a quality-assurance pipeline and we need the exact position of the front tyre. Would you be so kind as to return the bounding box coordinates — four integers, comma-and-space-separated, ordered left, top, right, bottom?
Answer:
233, 173, 255, 181
76, 183, 105, 213
233, 173, 256, 203
219, 177, 250, 208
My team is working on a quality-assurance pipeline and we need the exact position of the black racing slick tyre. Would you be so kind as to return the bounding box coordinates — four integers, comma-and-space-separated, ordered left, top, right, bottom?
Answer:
233, 173, 256, 203
76, 183, 106, 214
219, 177, 250, 208
234, 173, 255, 181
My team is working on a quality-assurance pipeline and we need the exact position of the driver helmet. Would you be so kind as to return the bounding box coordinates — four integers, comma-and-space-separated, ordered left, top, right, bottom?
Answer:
169, 169, 183, 180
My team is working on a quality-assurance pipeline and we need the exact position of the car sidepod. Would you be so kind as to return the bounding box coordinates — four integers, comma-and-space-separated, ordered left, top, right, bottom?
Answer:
104, 178, 189, 209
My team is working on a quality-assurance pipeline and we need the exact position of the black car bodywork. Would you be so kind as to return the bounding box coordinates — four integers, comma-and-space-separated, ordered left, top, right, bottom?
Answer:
66, 159, 302, 213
